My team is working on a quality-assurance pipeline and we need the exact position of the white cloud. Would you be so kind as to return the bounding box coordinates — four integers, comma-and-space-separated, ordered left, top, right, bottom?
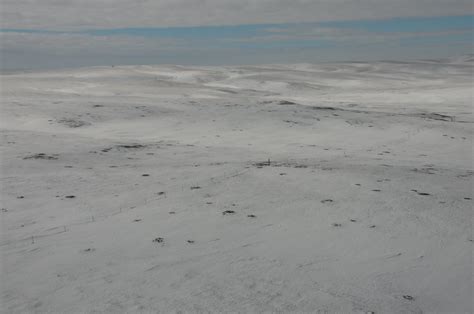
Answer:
0, 31, 190, 70
225, 26, 473, 43
1, 28, 471, 71
1, 32, 181, 56
1, 0, 472, 30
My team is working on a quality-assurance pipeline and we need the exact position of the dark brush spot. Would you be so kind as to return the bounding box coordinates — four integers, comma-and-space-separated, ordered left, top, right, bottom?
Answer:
279, 100, 298, 105
152, 237, 164, 243
65, 195, 76, 199
403, 295, 414, 301
133, 219, 142, 222
254, 160, 272, 167
350, 219, 357, 222
321, 199, 333, 203
372, 189, 381, 192
355, 183, 361, 186
157, 192, 165, 195
280, 173, 287, 176
369, 225, 376, 228
83, 248, 95, 252
119, 144, 145, 149
17, 196, 24, 199
222, 210, 235, 215
169, 211, 176, 214
190, 186, 201, 190
247, 214, 257, 218
206, 202, 213, 204
332, 223, 342, 227
23, 153, 58, 160
311, 106, 336, 111
57, 118, 89, 128
142, 174, 150, 177
187, 240, 195, 244
417, 192, 430, 196
464, 197, 471, 200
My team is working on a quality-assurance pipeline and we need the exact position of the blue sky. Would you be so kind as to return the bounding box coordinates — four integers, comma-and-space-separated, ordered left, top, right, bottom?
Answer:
1, 5, 472, 70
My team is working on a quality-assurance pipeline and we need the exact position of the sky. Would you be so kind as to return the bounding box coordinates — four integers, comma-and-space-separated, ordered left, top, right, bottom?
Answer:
1, 1, 473, 70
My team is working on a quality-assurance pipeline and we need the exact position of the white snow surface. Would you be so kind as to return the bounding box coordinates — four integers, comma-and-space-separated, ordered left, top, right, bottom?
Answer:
1, 58, 473, 313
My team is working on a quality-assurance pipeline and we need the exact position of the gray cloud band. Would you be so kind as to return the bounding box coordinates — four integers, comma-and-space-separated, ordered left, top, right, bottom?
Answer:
2, 0, 471, 30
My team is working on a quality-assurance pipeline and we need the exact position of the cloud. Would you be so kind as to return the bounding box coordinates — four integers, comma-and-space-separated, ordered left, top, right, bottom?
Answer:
2, 0, 472, 30
1, 10, 472, 70
0, 31, 190, 70
226, 25, 473, 43
1, 32, 181, 56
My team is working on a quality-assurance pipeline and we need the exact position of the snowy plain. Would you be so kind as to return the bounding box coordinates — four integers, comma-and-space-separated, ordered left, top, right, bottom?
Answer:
1, 57, 473, 313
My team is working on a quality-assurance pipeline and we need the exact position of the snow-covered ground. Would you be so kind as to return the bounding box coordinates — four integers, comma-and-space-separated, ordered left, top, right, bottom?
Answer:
1, 58, 472, 313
